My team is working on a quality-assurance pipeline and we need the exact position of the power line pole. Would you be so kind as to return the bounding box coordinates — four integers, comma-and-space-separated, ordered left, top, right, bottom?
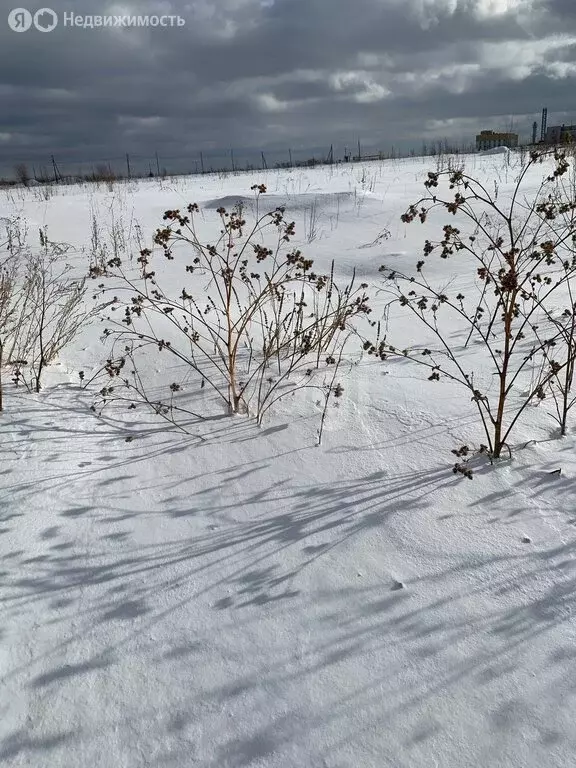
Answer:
155, 151, 160, 177
51, 155, 60, 183
261, 151, 267, 170
126, 153, 131, 179
200, 152, 205, 174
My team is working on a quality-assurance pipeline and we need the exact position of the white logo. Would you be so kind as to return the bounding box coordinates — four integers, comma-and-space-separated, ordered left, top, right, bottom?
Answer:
8, 7, 58, 32
8, 8, 32, 31
33, 7, 57, 31
9, 8, 182, 31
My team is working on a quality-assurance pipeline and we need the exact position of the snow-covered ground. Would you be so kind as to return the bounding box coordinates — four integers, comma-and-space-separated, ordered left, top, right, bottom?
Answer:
2, 154, 576, 767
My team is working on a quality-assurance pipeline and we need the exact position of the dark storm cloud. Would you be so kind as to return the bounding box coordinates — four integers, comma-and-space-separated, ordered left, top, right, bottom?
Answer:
541, 0, 576, 19
0, 0, 576, 173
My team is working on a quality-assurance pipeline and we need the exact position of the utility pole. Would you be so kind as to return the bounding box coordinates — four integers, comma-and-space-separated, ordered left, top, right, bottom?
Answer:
289, 148, 292, 166
261, 151, 267, 170
200, 152, 205, 174
155, 151, 160, 177
230, 148, 235, 172
126, 153, 131, 178
51, 154, 60, 183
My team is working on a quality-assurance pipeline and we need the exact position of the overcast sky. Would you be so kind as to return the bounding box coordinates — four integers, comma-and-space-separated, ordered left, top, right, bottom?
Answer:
0, 0, 575, 174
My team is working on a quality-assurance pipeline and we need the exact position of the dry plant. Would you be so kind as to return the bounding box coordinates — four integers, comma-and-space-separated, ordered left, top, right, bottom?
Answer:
32, 183, 55, 202
90, 185, 371, 436
17, 228, 94, 392
89, 204, 109, 277
304, 198, 320, 243
543, 297, 576, 436
0, 219, 103, 406
88, 195, 132, 277
369, 148, 576, 461
0, 217, 25, 410
526, 159, 576, 437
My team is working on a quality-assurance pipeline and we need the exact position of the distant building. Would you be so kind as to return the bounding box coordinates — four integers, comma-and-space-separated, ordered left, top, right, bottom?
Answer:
476, 130, 519, 151
545, 124, 576, 144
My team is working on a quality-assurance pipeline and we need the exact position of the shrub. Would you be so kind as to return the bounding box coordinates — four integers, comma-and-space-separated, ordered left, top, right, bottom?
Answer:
370, 149, 576, 460
0, 219, 102, 407
91, 185, 371, 436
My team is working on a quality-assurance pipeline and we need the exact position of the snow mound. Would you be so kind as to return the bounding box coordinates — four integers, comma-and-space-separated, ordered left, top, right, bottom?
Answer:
203, 194, 253, 210
478, 146, 511, 156
204, 191, 351, 212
